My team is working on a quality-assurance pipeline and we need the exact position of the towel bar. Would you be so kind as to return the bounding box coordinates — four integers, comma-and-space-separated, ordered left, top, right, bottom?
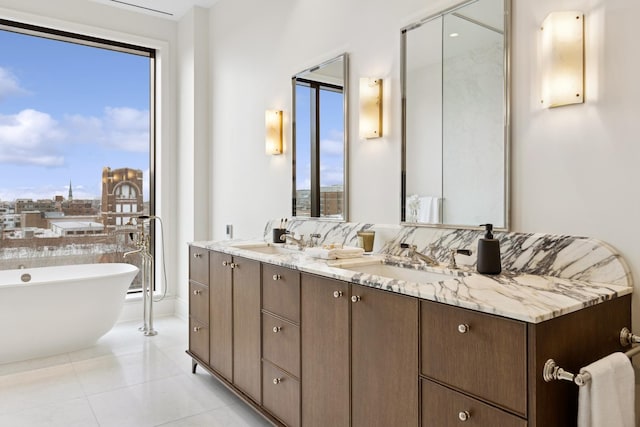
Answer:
543, 327, 640, 387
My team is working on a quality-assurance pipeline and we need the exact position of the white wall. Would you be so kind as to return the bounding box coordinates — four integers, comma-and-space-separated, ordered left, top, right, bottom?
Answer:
208, 0, 640, 329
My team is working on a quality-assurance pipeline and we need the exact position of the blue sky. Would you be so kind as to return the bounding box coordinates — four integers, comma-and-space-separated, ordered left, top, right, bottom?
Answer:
0, 29, 150, 202
295, 84, 344, 191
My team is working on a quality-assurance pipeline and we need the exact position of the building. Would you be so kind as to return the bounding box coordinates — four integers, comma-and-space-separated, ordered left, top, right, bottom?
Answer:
100, 167, 144, 228
50, 221, 105, 237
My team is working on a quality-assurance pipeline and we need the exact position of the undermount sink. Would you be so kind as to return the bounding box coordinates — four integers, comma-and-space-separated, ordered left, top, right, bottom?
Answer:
230, 243, 299, 255
342, 263, 463, 283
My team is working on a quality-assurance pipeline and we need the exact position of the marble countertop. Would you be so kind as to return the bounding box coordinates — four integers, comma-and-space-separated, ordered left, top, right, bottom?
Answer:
191, 240, 632, 324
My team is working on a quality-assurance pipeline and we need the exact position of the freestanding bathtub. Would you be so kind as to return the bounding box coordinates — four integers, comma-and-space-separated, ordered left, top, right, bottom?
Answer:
0, 263, 139, 364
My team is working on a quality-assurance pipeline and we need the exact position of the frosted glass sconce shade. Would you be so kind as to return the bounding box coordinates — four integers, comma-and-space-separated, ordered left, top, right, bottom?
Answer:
359, 78, 382, 139
265, 110, 283, 154
541, 11, 584, 108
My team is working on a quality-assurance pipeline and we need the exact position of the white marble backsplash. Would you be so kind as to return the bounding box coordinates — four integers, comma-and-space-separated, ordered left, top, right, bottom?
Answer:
263, 219, 632, 288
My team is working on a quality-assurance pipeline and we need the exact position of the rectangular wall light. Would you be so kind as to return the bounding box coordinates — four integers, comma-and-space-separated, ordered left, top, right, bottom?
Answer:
541, 11, 584, 108
265, 109, 283, 155
359, 78, 382, 138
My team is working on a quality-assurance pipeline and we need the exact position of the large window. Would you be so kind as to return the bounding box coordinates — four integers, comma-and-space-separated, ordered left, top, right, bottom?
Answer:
0, 20, 155, 292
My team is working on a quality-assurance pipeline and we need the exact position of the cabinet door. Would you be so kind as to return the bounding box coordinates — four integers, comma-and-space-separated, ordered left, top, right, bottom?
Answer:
301, 274, 349, 427
351, 284, 419, 427
232, 256, 261, 402
209, 251, 233, 381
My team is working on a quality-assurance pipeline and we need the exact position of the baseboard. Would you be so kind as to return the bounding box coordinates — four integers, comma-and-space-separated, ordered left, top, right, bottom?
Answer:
117, 295, 176, 323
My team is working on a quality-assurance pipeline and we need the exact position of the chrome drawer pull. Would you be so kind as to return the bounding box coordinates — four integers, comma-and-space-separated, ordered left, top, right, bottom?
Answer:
333, 290, 343, 298
193, 326, 201, 333
193, 289, 202, 296
273, 378, 282, 385
458, 324, 469, 334
193, 253, 202, 258
273, 274, 281, 281
272, 326, 282, 333
351, 295, 361, 303
458, 411, 470, 421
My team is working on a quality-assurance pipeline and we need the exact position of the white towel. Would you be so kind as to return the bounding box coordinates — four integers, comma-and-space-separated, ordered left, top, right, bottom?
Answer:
304, 246, 364, 260
417, 196, 441, 223
578, 352, 635, 427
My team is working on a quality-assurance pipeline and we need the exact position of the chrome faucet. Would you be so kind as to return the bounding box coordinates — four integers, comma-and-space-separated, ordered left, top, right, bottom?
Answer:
400, 243, 439, 266
281, 232, 306, 249
18, 264, 26, 269
308, 233, 322, 247
448, 249, 472, 269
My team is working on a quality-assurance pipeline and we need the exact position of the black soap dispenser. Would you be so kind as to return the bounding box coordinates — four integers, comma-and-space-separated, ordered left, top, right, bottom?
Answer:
477, 223, 501, 275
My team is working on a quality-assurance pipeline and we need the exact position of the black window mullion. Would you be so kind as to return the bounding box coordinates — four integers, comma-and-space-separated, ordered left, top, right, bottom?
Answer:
310, 83, 321, 217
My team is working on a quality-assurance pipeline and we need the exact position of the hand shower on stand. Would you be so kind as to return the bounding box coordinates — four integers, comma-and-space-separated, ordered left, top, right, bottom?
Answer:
124, 215, 158, 337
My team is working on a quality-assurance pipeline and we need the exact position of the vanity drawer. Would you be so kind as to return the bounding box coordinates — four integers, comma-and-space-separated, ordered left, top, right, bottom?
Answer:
189, 246, 209, 285
421, 301, 527, 416
189, 317, 209, 363
189, 282, 209, 322
262, 312, 300, 378
421, 378, 526, 427
262, 361, 300, 427
262, 264, 300, 323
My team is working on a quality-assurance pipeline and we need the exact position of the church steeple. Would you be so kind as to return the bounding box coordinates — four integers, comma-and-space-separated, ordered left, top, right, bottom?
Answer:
68, 180, 73, 201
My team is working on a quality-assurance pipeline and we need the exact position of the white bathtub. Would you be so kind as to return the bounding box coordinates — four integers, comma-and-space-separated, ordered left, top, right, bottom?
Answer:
0, 263, 139, 364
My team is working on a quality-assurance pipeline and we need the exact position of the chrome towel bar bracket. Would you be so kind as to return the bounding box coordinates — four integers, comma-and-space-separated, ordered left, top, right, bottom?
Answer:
543, 327, 640, 387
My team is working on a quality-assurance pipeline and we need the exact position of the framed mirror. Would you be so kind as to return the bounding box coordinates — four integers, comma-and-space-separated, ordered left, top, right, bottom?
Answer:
401, 0, 510, 229
292, 53, 348, 220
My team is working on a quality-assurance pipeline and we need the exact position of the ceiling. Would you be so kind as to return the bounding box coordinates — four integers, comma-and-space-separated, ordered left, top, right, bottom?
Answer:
90, 0, 220, 20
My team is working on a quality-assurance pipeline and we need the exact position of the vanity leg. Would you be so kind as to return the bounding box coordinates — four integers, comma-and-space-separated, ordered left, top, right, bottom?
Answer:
192, 359, 198, 374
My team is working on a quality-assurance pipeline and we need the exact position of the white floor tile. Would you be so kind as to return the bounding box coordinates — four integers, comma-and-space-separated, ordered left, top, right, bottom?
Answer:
88, 374, 233, 427
0, 364, 84, 415
72, 346, 183, 395
157, 403, 272, 427
0, 397, 99, 427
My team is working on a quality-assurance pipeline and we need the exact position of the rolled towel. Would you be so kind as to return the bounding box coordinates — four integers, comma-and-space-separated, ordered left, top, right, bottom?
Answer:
577, 352, 635, 427
305, 246, 364, 260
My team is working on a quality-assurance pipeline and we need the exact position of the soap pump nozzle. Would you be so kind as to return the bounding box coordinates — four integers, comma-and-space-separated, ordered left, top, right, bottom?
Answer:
480, 223, 494, 239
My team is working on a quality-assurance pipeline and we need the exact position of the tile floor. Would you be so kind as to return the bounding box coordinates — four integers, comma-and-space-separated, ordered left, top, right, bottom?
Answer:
0, 316, 272, 427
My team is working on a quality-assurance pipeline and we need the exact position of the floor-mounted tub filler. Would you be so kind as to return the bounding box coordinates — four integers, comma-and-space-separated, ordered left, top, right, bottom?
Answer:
0, 263, 138, 364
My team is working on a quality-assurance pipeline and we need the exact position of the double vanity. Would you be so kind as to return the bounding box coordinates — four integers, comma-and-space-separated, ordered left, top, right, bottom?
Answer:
187, 219, 632, 427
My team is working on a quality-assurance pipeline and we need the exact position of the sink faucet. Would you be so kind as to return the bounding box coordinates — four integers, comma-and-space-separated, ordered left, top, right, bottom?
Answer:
280, 232, 306, 249
400, 243, 439, 266
308, 233, 322, 247
448, 249, 472, 269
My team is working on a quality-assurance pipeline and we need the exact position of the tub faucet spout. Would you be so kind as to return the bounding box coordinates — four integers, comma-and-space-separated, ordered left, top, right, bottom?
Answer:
124, 248, 143, 259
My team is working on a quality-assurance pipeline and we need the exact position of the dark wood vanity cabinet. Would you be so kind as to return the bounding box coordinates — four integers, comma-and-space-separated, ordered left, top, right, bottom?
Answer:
188, 246, 632, 427
189, 249, 262, 404
301, 274, 419, 427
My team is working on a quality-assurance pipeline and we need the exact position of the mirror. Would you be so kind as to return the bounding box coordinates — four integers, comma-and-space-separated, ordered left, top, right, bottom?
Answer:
401, 0, 510, 228
292, 54, 348, 220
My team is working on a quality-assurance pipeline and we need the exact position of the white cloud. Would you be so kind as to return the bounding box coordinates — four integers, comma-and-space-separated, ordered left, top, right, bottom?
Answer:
65, 106, 149, 152
0, 67, 27, 100
320, 131, 344, 157
0, 109, 66, 166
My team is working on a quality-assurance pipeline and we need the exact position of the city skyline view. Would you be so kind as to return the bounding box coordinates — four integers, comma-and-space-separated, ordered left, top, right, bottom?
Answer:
0, 28, 151, 202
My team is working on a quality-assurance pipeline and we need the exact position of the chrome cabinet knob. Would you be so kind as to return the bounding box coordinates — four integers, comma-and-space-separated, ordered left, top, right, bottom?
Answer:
222, 261, 229, 266
272, 326, 282, 333
193, 253, 202, 258
230, 262, 238, 268
273, 378, 282, 385
458, 411, 470, 421
458, 324, 469, 334
193, 326, 201, 333
273, 274, 281, 281
333, 291, 343, 298
351, 295, 361, 303
193, 289, 202, 296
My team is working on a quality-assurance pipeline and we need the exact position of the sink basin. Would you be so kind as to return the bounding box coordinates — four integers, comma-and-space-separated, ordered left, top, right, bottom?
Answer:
342, 263, 462, 283
230, 243, 299, 255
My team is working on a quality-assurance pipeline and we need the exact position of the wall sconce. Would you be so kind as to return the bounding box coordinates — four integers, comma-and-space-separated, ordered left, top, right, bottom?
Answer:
359, 78, 383, 139
265, 109, 283, 155
541, 11, 584, 108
